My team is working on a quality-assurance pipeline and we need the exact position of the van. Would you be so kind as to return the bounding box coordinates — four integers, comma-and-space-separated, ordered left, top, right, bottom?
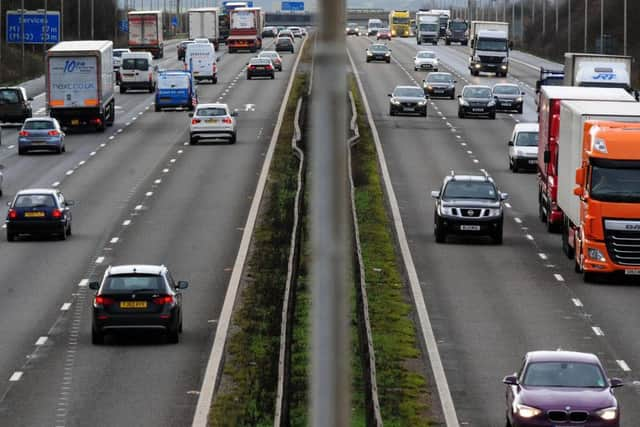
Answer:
154, 70, 198, 112
367, 18, 383, 36
0, 87, 32, 123
185, 42, 217, 84
119, 51, 156, 93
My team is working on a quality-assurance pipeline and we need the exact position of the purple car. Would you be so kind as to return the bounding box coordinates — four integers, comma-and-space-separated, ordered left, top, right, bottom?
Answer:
503, 351, 622, 427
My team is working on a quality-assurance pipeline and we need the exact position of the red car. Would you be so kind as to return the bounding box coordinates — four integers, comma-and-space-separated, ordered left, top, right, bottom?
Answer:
377, 28, 392, 40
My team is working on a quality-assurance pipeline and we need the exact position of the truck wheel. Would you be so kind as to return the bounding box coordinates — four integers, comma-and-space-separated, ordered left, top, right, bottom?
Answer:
106, 101, 115, 126
538, 198, 547, 223
561, 219, 575, 259
120, 86, 127, 94
446, 40, 451, 45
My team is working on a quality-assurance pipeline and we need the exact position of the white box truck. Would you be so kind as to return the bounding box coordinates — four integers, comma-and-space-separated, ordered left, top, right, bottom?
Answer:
468, 21, 510, 77
128, 10, 164, 59
46, 40, 115, 132
188, 8, 220, 50
415, 12, 439, 45
563, 53, 633, 92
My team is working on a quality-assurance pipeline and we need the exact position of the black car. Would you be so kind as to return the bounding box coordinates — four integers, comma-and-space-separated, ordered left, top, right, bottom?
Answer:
262, 26, 278, 37
423, 72, 457, 99
492, 83, 525, 114
0, 87, 32, 123
247, 58, 275, 80
457, 85, 496, 119
275, 37, 294, 53
389, 85, 428, 117
6, 189, 73, 241
366, 44, 391, 63
431, 171, 508, 244
90, 265, 189, 344
177, 40, 195, 61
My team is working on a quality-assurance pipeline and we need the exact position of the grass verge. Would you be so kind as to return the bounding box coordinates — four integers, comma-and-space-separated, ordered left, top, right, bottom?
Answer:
349, 74, 432, 426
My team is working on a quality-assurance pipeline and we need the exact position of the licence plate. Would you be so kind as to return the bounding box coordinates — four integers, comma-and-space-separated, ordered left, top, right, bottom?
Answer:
403, 107, 414, 112
434, 90, 444, 93
460, 225, 480, 231
32, 140, 46, 144
206, 119, 218, 123
502, 102, 511, 106
472, 108, 484, 112
625, 269, 640, 275
71, 119, 80, 126
24, 211, 45, 218
120, 301, 148, 308
528, 159, 537, 164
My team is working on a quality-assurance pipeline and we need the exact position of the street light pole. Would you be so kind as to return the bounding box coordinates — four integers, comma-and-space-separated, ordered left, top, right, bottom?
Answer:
584, 0, 587, 52
78, 0, 80, 38
600, 0, 603, 53
567, 0, 571, 54
623, 0, 627, 55
555, 0, 558, 33
91, 0, 94, 39
542, 0, 545, 36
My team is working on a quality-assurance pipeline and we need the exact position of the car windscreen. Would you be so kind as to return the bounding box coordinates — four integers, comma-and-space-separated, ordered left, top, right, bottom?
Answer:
476, 38, 507, 51
14, 194, 56, 208
113, 50, 128, 57
443, 181, 498, 200
515, 132, 538, 147
122, 58, 149, 71
369, 45, 388, 52
102, 274, 165, 293
522, 362, 606, 388
427, 74, 453, 83
393, 87, 424, 98
0, 89, 20, 104
23, 120, 55, 130
493, 85, 520, 95
417, 52, 436, 58
590, 163, 640, 202
463, 87, 492, 98
196, 107, 227, 117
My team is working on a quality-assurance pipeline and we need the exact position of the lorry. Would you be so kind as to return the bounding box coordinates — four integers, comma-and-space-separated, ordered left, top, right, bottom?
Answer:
46, 40, 115, 132
188, 8, 220, 50
426, 9, 450, 37
536, 87, 636, 232
226, 7, 263, 53
446, 18, 468, 45
128, 10, 164, 59
415, 12, 439, 45
555, 101, 640, 281
219, 2, 249, 43
564, 53, 633, 92
468, 21, 510, 77
389, 10, 411, 37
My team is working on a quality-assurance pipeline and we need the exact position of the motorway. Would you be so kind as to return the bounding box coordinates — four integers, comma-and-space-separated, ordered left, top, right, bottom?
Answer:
347, 36, 640, 426
0, 37, 302, 426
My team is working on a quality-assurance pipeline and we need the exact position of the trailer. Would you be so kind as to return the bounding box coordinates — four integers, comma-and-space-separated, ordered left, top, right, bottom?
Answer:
188, 8, 220, 50
128, 10, 164, 59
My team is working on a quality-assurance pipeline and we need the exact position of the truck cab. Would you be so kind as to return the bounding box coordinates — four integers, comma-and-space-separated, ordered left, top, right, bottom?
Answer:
469, 28, 510, 77
416, 13, 439, 45
446, 19, 468, 45
389, 10, 411, 37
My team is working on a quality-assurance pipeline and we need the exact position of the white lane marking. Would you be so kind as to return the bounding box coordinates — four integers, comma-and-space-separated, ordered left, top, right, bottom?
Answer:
145, 192, 153, 197
466, 150, 473, 154
117, 128, 123, 133
78, 279, 89, 287
100, 143, 106, 147
132, 117, 137, 121
617, 360, 631, 372
78, 160, 86, 166
110, 237, 119, 244
460, 142, 467, 146
154, 179, 162, 184
89, 151, 96, 156
571, 298, 583, 307
514, 217, 522, 224
52, 181, 60, 187
95, 257, 105, 264
122, 219, 131, 226
65, 170, 74, 176
170, 158, 176, 163
125, 122, 131, 126
9, 372, 23, 382
525, 234, 534, 241
472, 159, 479, 163
592, 326, 605, 336
554, 273, 565, 282
35, 336, 48, 346
8, 145, 15, 149
108, 136, 115, 140
162, 168, 169, 173
177, 149, 183, 154
538, 253, 548, 260
138, 111, 143, 116
134, 205, 143, 211
60, 303, 72, 311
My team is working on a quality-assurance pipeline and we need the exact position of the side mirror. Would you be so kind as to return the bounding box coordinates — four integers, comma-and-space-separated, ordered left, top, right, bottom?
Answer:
430, 190, 440, 199
89, 281, 100, 290
508, 140, 513, 146
575, 167, 585, 187
457, 95, 462, 98
573, 186, 584, 197
500, 192, 509, 201
543, 149, 550, 164
6, 201, 12, 206
521, 92, 526, 96
509, 41, 514, 49
502, 374, 518, 386
610, 378, 624, 388
494, 95, 498, 100
65, 200, 75, 206
453, 80, 458, 83
176, 281, 189, 290
28, 97, 34, 101
387, 93, 392, 97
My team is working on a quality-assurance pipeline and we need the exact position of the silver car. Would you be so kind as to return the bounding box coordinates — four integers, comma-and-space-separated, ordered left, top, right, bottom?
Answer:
189, 103, 238, 145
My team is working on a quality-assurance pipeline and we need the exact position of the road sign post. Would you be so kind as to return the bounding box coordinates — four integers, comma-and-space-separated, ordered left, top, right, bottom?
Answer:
6, 10, 60, 44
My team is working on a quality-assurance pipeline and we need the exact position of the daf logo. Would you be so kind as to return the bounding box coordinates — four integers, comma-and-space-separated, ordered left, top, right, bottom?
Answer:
592, 73, 616, 81
625, 224, 640, 231
565, 406, 571, 411
467, 210, 474, 216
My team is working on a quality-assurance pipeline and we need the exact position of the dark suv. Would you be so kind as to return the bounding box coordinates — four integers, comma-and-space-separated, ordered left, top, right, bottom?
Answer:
0, 87, 32, 123
431, 171, 508, 244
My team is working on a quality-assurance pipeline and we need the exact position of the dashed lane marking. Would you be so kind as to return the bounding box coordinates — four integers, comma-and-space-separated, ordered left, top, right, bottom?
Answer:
592, 326, 605, 336
122, 219, 131, 226
571, 298, 583, 307
9, 372, 23, 382
95, 256, 104, 264
109, 237, 119, 244
78, 279, 89, 287
617, 360, 631, 372
554, 273, 565, 282
60, 302, 72, 311
35, 337, 48, 346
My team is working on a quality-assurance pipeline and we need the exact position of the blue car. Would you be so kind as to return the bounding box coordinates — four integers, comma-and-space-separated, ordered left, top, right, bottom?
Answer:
154, 70, 198, 112
6, 188, 74, 241
18, 118, 65, 154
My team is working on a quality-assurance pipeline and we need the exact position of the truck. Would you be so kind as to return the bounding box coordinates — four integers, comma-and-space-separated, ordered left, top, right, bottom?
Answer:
427, 9, 450, 37
468, 21, 510, 77
536, 87, 636, 232
415, 12, 439, 45
188, 8, 220, 50
219, 2, 249, 43
389, 10, 411, 37
555, 101, 640, 281
446, 18, 468, 45
128, 10, 164, 59
564, 53, 633, 92
226, 7, 263, 53
46, 40, 115, 132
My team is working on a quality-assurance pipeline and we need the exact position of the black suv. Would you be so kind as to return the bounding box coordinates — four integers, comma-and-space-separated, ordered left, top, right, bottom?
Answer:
0, 87, 32, 123
431, 171, 508, 244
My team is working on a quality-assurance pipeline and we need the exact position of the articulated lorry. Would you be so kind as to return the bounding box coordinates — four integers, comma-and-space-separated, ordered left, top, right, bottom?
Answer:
46, 41, 115, 132
415, 12, 439, 45
389, 10, 411, 37
555, 101, 640, 281
428, 9, 450, 37
536, 87, 636, 232
446, 18, 468, 45
227, 7, 263, 53
128, 11, 164, 59
189, 8, 220, 50
564, 53, 633, 92
468, 21, 510, 76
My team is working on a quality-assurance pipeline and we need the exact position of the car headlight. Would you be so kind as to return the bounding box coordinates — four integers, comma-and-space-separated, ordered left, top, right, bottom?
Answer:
588, 248, 606, 262
390, 98, 400, 105
596, 407, 617, 421
367, 51, 372, 56
487, 100, 496, 107
516, 97, 523, 102
486, 208, 501, 217
439, 206, 455, 216
513, 403, 542, 418
385, 52, 390, 56
460, 99, 469, 106
418, 100, 427, 106
426, 85, 433, 90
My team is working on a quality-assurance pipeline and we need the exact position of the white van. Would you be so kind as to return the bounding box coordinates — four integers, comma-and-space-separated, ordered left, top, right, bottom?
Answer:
185, 42, 218, 84
119, 51, 156, 93
508, 122, 539, 172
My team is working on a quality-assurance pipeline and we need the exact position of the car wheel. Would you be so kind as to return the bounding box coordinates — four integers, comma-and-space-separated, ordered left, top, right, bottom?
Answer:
489, 112, 496, 120
450, 93, 455, 100
230, 133, 237, 144
414, 67, 418, 71
92, 326, 104, 345
6, 231, 15, 242
458, 108, 464, 119
446, 40, 451, 46
18, 147, 26, 155
59, 227, 67, 240
512, 159, 518, 173
491, 227, 503, 245
167, 326, 180, 344
517, 106, 523, 114
120, 86, 126, 94
422, 111, 427, 117
247, 75, 251, 80
66, 223, 72, 236
189, 135, 196, 145
434, 68, 438, 72
386, 59, 390, 63
435, 222, 446, 243
212, 77, 218, 84
271, 74, 275, 80
389, 108, 395, 116
155, 104, 161, 112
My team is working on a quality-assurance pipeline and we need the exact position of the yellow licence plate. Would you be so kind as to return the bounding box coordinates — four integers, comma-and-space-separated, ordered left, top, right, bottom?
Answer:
24, 212, 45, 217
120, 301, 148, 309
205, 119, 218, 123
71, 119, 80, 125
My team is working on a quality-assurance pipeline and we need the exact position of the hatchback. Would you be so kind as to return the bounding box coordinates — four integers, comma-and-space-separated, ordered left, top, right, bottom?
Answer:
458, 85, 496, 119
258, 51, 283, 71
275, 37, 295, 53
6, 189, 73, 241
90, 265, 189, 344
247, 58, 275, 80
493, 83, 525, 114
414, 51, 439, 71
0, 87, 32, 123
18, 118, 65, 154
189, 103, 238, 144
389, 85, 428, 116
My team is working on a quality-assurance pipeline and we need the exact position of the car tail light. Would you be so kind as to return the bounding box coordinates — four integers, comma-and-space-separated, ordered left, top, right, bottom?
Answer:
266, 64, 273, 70
248, 65, 256, 70
148, 73, 153, 82
52, 209, 63, 218
8, 209, 17, 219
191, 118, 201, 124
153, 295, 174, 305
48, 130, 60, 136
94, 295, 115, 307
213, 63, 217, 73
223, 117, 233, 124
19, 130, 29, 137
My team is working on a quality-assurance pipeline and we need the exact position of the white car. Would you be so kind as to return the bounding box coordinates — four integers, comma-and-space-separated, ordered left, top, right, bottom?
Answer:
287, 26, 303, 38
189, 103, 238, 145
414, 51, 439, 71
508, 123, 539, 172
113, 48, 131, 71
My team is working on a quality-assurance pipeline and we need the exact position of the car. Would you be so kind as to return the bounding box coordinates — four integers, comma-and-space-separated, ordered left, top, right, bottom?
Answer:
155, 70, 198, 112
113, 48, 131, 83
247, 57, 275, 80
119, 51, 156, 93
503, 350, 622, 427
301, 27, 308, 36
431, 171, 507, 244
458, 85, 496, 119
89, 264, 189, 344
376, 28, 392, 41
277, 30, 295, 41
0, 87, 32, 124
18, 118, 65, 154
6, 188, 73, 241
414, 50, 439, 71
366, 43, 391, 63
423, 72, 456, 99
493, 83, 525, 114
287, 26, 303, 38
258, 51, 283, 71
189, 103, 238, 144
388, 85, 428, 117
177, 40, 195, 61
275, 37, 295, 53
346, 22, 360, 36
508, 123, 539, 172
262, 26, 278, 37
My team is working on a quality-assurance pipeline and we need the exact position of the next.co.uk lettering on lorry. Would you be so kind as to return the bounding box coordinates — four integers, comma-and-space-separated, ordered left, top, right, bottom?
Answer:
46, 40, 115, 132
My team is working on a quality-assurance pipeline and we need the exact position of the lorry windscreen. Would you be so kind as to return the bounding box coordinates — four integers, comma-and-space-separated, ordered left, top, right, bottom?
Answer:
392, 17, 410, 24
420, 24, 438, 32
449, 21, 467, 31
590, 163, 640, 202
476, 38, 507, 52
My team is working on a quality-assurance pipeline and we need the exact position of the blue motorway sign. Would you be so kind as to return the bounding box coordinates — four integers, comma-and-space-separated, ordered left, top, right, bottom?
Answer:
281, 1, 304, 11
171, 16, 178, 28
222, 1, 254, 8
119, 19, 129, 33
6, 10, 60, 44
